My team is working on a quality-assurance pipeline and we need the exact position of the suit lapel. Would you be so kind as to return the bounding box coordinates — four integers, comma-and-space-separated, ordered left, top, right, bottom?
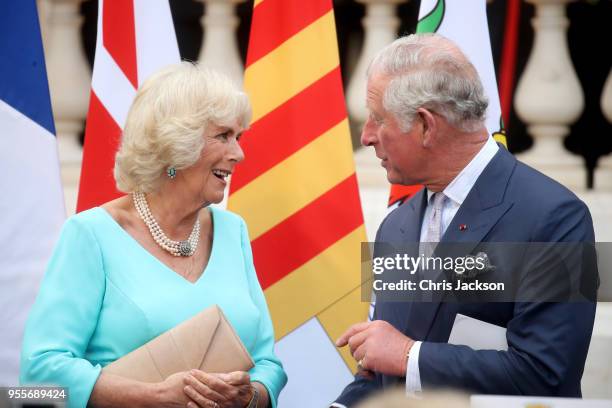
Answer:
409, 147, 517, 341
377, 189, 426, 338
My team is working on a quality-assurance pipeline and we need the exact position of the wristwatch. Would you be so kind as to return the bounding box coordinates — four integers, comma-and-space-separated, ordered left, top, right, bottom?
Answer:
246, 385, 259, 408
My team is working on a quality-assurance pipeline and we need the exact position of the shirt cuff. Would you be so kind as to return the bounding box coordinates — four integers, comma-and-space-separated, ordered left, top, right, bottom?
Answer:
405, 341, 422, 396
330, 404, 347, 408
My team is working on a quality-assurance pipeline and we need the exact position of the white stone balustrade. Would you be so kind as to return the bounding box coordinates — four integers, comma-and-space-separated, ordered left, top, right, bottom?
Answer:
197, 0, 245, 86
44, 0, 90, 165
594, 69, 612, 190
43, 0, 90, 214
514, 0, 586, 190
36, 0, 51, 43
346, 0, 405, 126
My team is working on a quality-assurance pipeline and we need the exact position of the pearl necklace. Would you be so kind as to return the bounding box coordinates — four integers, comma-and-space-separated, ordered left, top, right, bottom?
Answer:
133, 192, 200, 257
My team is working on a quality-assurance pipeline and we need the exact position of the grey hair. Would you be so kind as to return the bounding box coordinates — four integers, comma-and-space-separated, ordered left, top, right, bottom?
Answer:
367, 33, 488, 133
114, 61, 251, 193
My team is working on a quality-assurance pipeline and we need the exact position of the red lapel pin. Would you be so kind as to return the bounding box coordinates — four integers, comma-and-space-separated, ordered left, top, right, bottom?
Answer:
459, 224, 467, 231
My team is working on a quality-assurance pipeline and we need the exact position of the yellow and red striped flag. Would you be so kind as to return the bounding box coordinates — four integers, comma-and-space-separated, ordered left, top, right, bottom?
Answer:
228, 0, 368, 404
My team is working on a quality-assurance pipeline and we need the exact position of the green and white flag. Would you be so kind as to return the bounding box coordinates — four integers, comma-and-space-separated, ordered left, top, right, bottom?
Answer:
417, 0, 507, 146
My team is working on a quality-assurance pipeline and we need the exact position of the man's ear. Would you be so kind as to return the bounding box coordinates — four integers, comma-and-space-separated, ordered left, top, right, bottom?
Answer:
417, 108, 437, 148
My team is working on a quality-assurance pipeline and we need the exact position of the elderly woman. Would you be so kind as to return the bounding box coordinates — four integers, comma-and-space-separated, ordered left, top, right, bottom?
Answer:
20, 62, 287, 408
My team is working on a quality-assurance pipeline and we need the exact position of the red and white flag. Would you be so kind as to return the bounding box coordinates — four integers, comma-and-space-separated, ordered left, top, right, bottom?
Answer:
77, 0, 180, 212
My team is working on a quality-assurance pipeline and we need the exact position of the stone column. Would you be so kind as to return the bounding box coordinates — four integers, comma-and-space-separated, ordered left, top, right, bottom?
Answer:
594, 69, 612, 190
37, 0, 51, 41
514, 0, 586, 190
197, 0, 245, 86
44, 0, 91, 166
346, 0, 404, 127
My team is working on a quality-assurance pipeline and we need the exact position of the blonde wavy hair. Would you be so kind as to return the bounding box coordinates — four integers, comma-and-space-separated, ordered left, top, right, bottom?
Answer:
114, 62, 251, 193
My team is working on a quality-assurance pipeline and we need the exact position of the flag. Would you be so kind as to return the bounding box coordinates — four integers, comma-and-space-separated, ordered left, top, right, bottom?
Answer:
76, 0, 180, 212
388, 0, 508, 208
417, 0, 507, 145
388, 184, 422, 208
227, 0, 369, 405
0, 0, 65, 385
498, 0, 521, 125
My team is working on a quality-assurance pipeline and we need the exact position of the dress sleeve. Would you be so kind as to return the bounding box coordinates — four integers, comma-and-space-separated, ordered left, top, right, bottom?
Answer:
239, 219, 288, 408
20, 216, 106, 408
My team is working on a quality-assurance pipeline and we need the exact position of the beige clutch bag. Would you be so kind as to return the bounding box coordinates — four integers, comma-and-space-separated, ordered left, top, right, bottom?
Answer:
103, 305, 254, 382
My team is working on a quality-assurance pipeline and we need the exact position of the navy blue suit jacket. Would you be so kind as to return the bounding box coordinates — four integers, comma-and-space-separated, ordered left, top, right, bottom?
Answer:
335, 147, 597, 406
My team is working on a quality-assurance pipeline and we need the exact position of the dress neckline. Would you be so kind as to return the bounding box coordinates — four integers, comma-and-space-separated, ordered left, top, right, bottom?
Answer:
94, 206, 218, 286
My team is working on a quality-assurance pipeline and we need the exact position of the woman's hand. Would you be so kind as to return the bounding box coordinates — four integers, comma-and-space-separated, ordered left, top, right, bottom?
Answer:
156, 371, 208, 408
90, 371, 209, 408
185, 370, 254, 408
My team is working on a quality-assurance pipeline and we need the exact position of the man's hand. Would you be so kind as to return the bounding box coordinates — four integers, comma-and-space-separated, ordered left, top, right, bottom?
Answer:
336, 320, 414, 377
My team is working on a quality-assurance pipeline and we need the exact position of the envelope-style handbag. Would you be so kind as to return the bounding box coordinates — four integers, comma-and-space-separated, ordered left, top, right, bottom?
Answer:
103, 305, 254, 382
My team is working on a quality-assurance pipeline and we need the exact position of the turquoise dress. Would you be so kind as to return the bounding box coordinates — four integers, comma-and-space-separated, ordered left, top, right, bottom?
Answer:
20, 207, 287, 408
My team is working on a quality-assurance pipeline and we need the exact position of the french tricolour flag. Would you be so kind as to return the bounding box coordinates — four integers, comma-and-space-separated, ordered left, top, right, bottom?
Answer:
0, 0, 65, 385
